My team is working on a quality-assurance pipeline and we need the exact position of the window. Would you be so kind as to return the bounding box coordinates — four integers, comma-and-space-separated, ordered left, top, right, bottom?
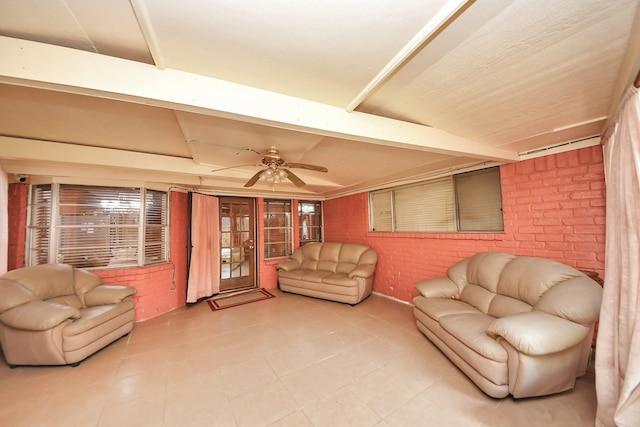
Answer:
27, 184, 169, 269
298, 200, 323, 245
369, 166, 503, 232
264, 199, 292, 259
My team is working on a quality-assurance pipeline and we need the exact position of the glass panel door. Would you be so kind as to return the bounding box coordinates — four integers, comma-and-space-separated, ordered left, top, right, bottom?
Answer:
219, 197, 256, 291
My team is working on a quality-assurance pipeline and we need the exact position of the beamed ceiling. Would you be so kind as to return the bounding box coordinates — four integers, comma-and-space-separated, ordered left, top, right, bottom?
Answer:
0, 0, 639, 198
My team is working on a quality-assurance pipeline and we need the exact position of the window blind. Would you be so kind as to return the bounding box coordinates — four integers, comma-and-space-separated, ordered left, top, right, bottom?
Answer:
27, 184, 169, 268
369, 166, 503, 233
28, 184, 52, 265
455, 168, 504, 232
144, 189, 168, 264
394, 177, 455, 232
58, 185, 140, 268
370, 191, 393, 232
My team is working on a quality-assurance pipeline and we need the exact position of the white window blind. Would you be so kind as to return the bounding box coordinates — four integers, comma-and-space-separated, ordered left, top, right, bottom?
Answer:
27, 184, 52, 265
394, 178, 455, 232
27, 184, 168, 268
144, 189, 168, 264
369, 167, 503, 233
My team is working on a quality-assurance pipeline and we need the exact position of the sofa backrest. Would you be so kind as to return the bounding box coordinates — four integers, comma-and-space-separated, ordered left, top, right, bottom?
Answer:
296, 242, 377, 273
448, 252, 602, 323
1, 264, 76, 300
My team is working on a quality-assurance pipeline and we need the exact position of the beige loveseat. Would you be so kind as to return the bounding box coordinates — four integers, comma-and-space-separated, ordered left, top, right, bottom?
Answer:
0, 264, 136, 367
276, 242, 378, 305
413, 252, 602, 398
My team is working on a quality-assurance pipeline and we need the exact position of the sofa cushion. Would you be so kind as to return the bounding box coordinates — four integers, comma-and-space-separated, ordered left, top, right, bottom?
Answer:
415, 277, 458, 299
497, 257, 582, 305
0, 279, 38, 313
298, 270, 333, 283
487, 311, 590, 355
63, 300, 135, 337
413, 297, 480, 322
278, 268, 313, 280
73, 267, 104, 299
320, 272, 357, 287
447, 258, 469, 288
317, 243, 342, 272
534, 276, 603, 324
460, 284, 495, 314
84, 285, 137, 306
2, 264, 75, 300
47, 295, 84, 309
440, 313, 507, 362
0, 301, 80, 331
466, 252, 515, 293
488, 294, 532, 318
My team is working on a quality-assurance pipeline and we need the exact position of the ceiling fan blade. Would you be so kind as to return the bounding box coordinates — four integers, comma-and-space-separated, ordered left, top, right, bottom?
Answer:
211, 164, 256, 172
284, 169, 306, 187
244, 170, 264, 187
284, 163, 328, 173
188, 140, 261, 155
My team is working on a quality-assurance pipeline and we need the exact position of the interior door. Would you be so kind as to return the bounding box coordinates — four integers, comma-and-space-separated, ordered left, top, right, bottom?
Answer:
219, 197, 256, 292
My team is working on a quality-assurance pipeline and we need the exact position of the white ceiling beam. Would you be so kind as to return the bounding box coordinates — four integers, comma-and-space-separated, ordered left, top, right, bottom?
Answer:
346, 0, 472, 112
0, 136, 212, 175
0, 36, 519, 162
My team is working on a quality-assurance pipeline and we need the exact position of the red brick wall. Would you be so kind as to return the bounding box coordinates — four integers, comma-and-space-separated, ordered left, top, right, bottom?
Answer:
7, 183, 28, 271
324, 146, 606, 303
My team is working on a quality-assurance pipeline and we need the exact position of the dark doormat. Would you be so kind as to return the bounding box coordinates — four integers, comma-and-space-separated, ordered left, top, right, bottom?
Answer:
206, 288, 275, 311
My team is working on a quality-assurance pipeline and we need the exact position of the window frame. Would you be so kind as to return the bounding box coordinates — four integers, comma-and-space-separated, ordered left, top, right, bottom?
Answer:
369, 166, 504, 233
298, 200, 323, 245
26, 183, 169, 269
263, 198, 293, 260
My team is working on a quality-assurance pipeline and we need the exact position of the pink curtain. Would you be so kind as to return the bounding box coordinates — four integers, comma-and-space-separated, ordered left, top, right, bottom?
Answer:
596, 82, 640, 426
0, 165, 7, 274
186, 193, 221, 303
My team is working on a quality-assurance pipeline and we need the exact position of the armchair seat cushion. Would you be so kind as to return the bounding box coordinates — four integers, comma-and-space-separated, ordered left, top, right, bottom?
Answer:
64, 300, 135, 337
0, 264, 137, 367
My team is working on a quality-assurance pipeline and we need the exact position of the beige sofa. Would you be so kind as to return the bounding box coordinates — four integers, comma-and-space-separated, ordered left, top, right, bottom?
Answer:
0, 264, 136, 367
276, 242, 378, 305
413, 252, 602, 398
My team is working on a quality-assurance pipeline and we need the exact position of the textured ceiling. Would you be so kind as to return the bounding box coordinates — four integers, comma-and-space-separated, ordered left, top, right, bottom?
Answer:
0, 0, 638, 198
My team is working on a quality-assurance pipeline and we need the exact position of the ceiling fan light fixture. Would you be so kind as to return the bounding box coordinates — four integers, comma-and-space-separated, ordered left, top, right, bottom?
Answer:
244, 147, 327, 188
262, 169, 274, 180
262, 167, 288, 185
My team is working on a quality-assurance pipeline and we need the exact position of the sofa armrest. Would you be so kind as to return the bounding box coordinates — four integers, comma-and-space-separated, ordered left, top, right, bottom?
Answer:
349, 264, 376, 279
276, 259, 301, 271
486, 311, 590, 356
84, 285, 136, 306
414, 277, 459, 299
0, 301, 80, 331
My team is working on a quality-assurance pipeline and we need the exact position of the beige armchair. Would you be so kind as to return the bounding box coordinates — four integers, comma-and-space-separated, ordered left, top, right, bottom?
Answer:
0, 264, 136, 367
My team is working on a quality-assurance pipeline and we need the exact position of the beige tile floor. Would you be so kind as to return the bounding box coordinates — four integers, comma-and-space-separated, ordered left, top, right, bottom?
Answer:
0, 290, 597, 427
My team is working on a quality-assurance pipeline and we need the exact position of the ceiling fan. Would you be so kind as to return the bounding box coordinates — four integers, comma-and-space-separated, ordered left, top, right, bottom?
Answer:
244, 147, 328, 187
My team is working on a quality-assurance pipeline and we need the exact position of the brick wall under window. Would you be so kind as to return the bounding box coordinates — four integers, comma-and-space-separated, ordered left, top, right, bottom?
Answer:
323, 145, 606, 303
